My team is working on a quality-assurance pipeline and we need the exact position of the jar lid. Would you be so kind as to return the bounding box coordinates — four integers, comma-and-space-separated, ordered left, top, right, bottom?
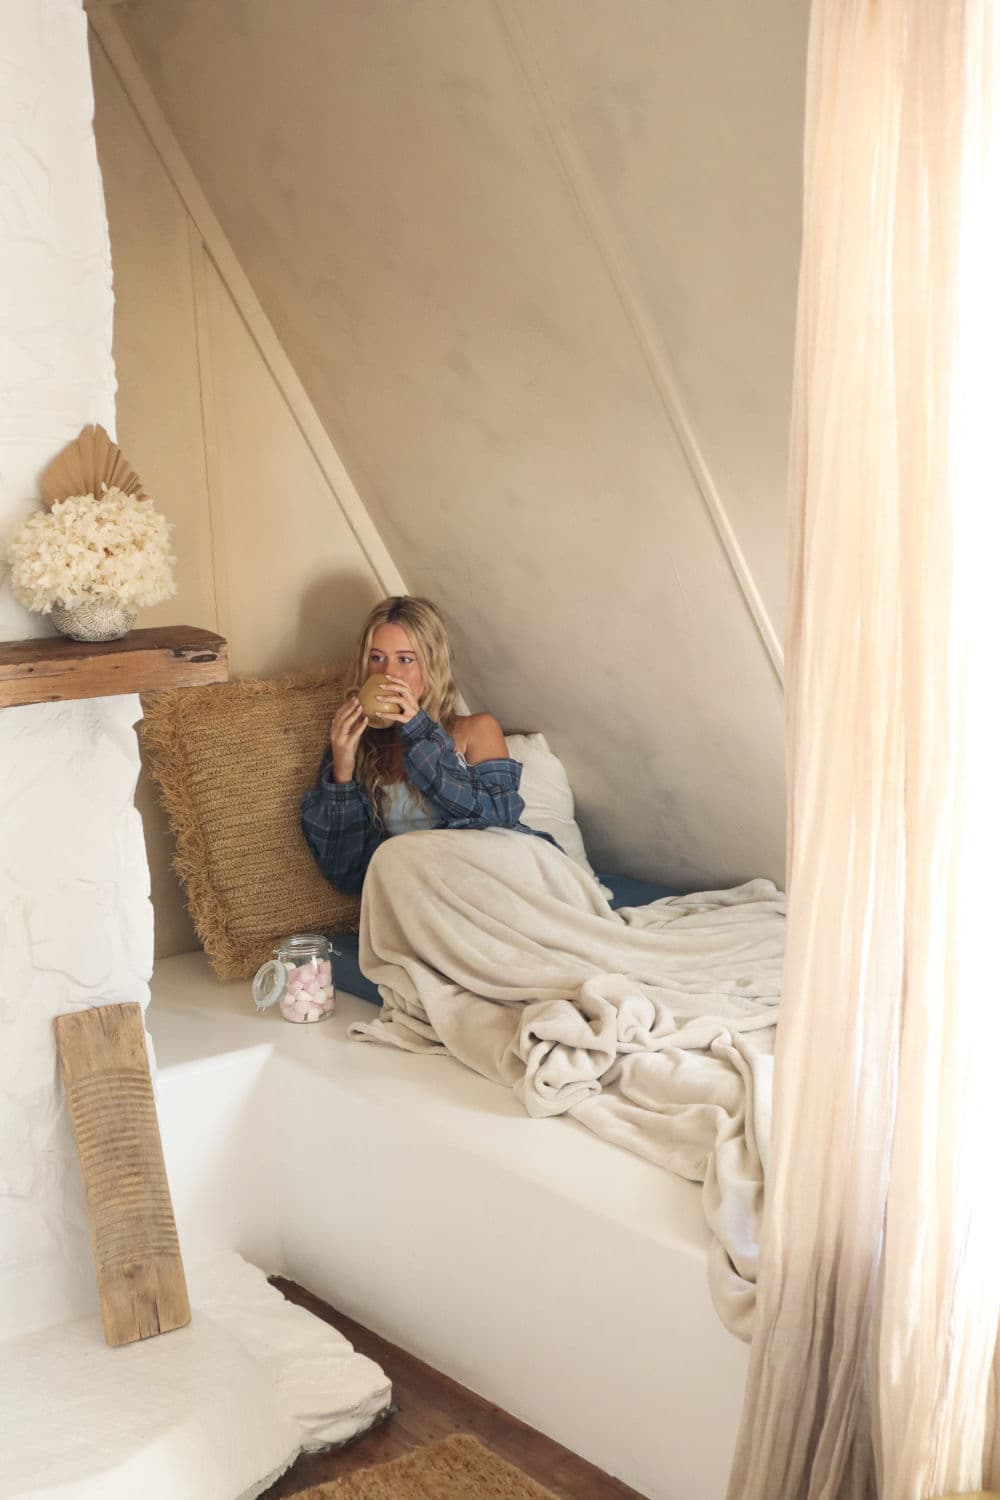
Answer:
251, 959, 286, 1011
274, 933, 332, 960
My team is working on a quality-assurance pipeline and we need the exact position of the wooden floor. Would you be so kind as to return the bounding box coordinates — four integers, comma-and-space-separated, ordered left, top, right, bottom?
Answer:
260, 1279, 647, 1499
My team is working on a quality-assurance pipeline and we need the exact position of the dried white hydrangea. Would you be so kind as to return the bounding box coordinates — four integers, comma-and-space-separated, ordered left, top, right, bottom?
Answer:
7, 487, 176, 613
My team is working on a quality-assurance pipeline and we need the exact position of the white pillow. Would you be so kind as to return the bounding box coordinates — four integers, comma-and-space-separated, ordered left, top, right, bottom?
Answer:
503, 732, 611, 896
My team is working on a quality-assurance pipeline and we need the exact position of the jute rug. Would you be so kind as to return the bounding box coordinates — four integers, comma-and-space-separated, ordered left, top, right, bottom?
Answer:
288, 1434, 561, 1498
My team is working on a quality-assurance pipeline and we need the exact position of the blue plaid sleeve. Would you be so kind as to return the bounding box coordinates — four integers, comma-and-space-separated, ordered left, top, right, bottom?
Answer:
300, 749, 382, 893
399, 710, 527, 828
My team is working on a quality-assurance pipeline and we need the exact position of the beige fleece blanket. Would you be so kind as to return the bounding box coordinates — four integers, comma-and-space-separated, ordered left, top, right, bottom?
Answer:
348, 828, 785, 1338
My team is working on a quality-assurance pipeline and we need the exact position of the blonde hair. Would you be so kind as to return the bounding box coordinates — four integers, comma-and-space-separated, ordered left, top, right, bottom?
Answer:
350, 596, 459, 822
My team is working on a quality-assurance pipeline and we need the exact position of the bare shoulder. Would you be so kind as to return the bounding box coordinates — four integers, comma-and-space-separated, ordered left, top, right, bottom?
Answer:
452, 711, 508, 763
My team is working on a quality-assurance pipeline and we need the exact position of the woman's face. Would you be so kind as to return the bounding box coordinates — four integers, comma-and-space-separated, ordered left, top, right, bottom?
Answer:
367, 622, 426, 701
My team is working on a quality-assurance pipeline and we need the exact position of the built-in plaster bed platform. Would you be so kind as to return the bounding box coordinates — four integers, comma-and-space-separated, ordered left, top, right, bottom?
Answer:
149, 950, 750, 1500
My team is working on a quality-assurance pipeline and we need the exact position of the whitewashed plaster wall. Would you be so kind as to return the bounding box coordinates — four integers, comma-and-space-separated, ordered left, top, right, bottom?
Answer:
87, 25, 397, 956
0, 0, 153, 1338
106, 0, 808, 891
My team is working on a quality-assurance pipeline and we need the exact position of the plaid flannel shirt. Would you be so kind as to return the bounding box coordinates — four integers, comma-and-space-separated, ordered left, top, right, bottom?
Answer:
300, 708, 556, 893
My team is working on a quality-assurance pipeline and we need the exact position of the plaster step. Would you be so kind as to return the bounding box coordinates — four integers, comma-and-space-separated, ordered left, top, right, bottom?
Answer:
0, 1251, 390, 1500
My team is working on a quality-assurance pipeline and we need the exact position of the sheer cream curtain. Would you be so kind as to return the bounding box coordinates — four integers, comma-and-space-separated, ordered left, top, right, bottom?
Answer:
729, 3, 1000, 1498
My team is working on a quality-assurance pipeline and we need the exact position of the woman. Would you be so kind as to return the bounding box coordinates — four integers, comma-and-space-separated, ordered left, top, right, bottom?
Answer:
302, 599, 785, 1341
301, 595, 555, 892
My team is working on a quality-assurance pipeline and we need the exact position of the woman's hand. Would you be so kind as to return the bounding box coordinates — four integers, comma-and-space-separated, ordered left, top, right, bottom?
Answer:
378, 675, 423, 725
330, 696, 367, 782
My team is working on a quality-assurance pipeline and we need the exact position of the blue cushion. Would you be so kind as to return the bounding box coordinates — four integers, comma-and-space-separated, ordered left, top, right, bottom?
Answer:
329, 934, 382, 1008
330, 870, 688, 1008
598, 872, 685, 909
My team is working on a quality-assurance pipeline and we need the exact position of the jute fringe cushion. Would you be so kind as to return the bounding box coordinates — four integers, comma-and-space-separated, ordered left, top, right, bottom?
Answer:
140, 669, 360, 979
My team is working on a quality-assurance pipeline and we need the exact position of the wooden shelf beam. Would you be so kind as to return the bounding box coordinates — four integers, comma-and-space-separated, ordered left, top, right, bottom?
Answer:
0, 625, 228, 708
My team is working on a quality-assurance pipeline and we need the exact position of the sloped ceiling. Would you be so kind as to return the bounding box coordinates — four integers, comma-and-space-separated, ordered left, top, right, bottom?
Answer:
107, 0, 808, 888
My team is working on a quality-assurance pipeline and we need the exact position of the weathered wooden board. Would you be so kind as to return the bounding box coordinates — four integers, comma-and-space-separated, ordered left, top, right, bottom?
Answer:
0, 625, 227, 709
54, 1002, 191, 1347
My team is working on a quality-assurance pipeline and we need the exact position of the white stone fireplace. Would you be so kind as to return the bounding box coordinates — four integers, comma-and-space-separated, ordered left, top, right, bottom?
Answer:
0, 0, 145, 1342
0, 5, 388, 1494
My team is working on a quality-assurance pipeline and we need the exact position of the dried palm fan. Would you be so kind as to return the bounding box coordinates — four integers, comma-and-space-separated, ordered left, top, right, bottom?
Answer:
39, 424, 149, 508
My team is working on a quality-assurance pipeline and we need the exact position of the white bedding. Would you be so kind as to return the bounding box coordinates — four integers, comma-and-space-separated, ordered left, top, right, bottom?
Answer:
349, 828, 785, 1338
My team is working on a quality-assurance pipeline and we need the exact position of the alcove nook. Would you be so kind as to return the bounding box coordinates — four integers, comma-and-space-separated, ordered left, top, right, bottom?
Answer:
1, 2, 807, 1497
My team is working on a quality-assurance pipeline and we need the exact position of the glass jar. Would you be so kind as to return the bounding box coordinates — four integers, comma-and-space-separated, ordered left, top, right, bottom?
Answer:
251, 934, 336, 1023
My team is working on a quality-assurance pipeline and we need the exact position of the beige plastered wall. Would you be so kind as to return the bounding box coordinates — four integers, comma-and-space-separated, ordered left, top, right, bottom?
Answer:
88, 26, 398, 955
93, 0, 807, 925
